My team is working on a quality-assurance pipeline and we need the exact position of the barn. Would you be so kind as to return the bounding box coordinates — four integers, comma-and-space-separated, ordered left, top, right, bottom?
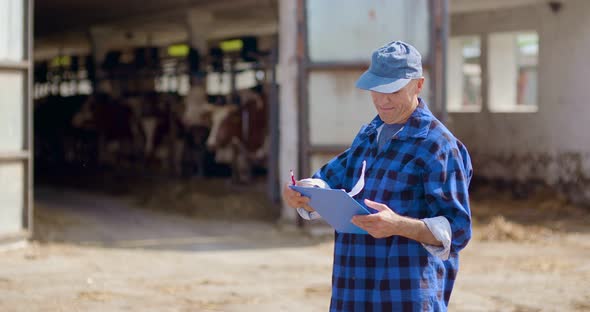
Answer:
1, 0, 588, 249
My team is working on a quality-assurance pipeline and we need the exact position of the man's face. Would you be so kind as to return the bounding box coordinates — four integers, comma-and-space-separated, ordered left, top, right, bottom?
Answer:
370, 78, 424, 124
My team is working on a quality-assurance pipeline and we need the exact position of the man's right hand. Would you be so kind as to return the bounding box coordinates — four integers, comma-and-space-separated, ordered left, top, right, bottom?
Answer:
282, 182, 314, 212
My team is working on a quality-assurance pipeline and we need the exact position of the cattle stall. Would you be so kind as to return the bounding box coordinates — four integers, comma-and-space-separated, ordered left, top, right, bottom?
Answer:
31, 0, 282, 225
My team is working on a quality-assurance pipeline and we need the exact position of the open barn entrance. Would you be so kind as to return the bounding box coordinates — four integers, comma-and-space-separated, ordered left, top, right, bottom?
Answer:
33, 0, 282, 240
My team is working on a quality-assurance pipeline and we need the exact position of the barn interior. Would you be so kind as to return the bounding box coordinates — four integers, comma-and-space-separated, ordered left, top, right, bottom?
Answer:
33, 0, 282, 224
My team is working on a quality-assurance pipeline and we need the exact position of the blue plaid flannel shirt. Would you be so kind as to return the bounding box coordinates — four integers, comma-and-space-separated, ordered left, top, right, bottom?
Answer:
312, 99, 473, 311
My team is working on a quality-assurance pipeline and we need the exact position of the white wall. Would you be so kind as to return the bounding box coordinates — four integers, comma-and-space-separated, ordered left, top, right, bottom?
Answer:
308, 70, 375, 146
449, 0, 590, 202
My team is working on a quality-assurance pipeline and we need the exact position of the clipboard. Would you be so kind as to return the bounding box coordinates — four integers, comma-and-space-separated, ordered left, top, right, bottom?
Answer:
290, 185, 371, 234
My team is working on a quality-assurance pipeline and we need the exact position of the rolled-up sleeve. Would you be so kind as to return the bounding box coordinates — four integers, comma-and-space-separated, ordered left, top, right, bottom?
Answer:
422, 145, 473, 255
421, 216, 452, 260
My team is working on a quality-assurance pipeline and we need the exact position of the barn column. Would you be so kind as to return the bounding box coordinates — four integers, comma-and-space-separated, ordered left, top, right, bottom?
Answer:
277, 0, 300, 222
88, 26, 119, 96
186, 10, 213, 81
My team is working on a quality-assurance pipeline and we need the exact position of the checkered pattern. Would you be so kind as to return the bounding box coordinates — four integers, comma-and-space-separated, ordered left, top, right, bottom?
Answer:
312, 99, 473, 311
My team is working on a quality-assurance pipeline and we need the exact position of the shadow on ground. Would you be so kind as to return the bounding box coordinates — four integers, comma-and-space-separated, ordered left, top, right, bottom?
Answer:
33, 185, 330, 253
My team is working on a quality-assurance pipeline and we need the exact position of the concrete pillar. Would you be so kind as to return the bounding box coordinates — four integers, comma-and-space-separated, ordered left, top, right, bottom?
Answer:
88, 27, 116, 96
278, 0, 299, 222
185, 9, 214, 104
186, 9, 214, 68
88, 27, 111, 68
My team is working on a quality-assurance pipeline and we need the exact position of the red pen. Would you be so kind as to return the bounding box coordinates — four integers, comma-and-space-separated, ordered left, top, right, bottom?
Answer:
290, 169, 296, 185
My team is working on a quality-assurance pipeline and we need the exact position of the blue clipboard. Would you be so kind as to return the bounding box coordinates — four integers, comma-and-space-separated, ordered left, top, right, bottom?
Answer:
290, 185, 371, 234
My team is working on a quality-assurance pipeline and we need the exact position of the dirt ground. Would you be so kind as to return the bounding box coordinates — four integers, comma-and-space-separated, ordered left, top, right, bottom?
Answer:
0, 180, 589, 312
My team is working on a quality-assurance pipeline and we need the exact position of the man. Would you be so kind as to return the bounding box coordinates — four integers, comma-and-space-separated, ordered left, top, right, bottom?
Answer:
283, 41, 473, 311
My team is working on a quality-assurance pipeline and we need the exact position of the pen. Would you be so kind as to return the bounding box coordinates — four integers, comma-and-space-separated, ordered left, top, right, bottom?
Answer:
290, 169, 296, 186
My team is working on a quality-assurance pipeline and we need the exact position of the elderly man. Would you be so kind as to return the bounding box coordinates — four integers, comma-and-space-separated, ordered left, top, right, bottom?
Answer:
283, 41, 473, 311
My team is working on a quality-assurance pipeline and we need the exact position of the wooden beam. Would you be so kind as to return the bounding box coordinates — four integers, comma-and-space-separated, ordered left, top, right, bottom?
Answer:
0, 61, 29, 70
0, 151, 30, 161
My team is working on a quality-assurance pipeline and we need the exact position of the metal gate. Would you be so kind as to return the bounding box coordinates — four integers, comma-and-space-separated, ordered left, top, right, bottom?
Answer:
0, 0, 33, 247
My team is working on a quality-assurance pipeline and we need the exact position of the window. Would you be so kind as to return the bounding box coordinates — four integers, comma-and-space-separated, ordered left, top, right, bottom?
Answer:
447, 36, 482, 112
205, 64, 258, 96
154, 57, 190, 96
488, 31, 538, 112
34, 56, 95, 99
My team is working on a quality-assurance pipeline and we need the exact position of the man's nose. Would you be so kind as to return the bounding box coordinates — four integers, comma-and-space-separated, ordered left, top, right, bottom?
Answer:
375, 94, 389, 105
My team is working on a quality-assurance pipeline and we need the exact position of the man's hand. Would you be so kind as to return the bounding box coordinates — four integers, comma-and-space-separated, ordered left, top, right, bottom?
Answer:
282, 182, 314, 212
351, 199, 403, 238
352, 199, 443, 246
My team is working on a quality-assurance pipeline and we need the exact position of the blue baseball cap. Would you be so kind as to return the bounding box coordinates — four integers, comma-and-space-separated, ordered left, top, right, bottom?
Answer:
355, 41, 423, 93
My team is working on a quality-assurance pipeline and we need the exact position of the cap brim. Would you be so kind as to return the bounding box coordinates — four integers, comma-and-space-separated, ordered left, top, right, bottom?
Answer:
355, 70, 411, 93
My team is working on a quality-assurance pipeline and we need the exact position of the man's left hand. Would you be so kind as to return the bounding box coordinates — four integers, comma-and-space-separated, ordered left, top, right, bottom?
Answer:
351, 199, 402, 238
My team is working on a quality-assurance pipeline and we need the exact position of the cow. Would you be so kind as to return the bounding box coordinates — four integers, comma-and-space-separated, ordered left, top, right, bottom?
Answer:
138, 89, 212, 177
129, 93, 187, 176
72, 93, 144, 168
205, 86, 269, 183
167, 84, 212, 178
34, 94, 92, 169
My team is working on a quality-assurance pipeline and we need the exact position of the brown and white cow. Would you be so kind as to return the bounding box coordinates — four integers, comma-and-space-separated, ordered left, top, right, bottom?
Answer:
206, 86, 269, 183
137, 93, 186, 175
72, 93, 144, 167
177, 85, 214, 177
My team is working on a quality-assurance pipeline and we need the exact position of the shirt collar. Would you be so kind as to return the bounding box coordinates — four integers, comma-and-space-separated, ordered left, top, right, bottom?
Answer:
361, 98, 433, 140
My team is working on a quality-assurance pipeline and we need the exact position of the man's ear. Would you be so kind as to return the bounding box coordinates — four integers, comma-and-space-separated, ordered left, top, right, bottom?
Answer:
415, 78, 425, 94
